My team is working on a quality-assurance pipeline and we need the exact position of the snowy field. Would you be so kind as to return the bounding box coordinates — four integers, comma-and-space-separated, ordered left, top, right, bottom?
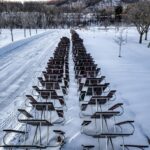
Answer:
77, 27, 150, 145
0, 29, 70, 143
0, 27, 150, 149
0, 29, 47, 48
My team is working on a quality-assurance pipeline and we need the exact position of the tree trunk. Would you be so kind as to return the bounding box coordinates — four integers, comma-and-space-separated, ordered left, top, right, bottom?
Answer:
145, 31, 148, 40
10, 28, 14, 42
36, 28, 38, 34
126, 30, 128, 43
29, 28, 31, 36
24, 28, 26, 38
119, 44, 122, 57
139, 33, 143, 44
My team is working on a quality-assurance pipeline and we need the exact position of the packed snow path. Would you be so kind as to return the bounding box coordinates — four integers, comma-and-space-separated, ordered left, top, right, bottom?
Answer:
0, 30, 70, 133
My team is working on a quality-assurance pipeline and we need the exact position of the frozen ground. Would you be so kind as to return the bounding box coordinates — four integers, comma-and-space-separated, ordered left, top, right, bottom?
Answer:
0, 27, 150, 149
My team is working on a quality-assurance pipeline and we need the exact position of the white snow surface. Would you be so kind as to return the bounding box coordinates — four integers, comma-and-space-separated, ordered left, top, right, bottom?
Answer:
0, 29, 70, 141
0, 27, 150, 149
77, 27, 150, 145
0, 29, 46, 48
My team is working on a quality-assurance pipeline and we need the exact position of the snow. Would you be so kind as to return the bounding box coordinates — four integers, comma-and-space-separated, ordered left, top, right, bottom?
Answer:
0, 27, 150, 149
0, 29, 70, 142
77, 27, 150, 145
0, 29, 46, 49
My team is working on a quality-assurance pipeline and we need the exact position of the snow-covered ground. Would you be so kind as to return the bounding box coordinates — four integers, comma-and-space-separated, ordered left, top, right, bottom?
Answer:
0, 29, 46, 48
0, 29, 70, 142
77, 27, 150, 145
0, 27, 150, 149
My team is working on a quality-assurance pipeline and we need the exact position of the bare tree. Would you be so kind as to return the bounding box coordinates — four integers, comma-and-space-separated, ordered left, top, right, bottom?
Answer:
21, 12, 28, 38
5, 13, 16, 42
45, 7, 55, 28
114, 28, 126, 57
148, 42, 150, 48
127, 1, 150, 44
0, 13, 2, 34
32, 12, 39, 34
41, 13, 47, 29
0, 0, 5, 35
26, 13, 35, 36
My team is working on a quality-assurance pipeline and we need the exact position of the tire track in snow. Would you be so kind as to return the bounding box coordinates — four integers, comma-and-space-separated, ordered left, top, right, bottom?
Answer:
0, 62, 11, 71
0, 32, 58, 82
0, 30, 54, 58
0, 30, 56, 74
0, 33, 51, 75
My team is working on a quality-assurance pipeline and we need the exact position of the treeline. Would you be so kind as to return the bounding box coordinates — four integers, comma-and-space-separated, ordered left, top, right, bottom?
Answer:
0, 1, 150, 44
0, 1, 123, 28
0, 2, 45, 12
0, 1, 92, 29
0, 1, 79, 13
